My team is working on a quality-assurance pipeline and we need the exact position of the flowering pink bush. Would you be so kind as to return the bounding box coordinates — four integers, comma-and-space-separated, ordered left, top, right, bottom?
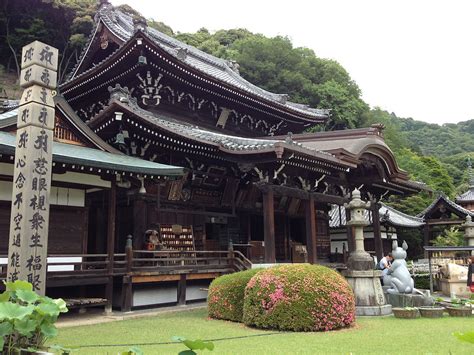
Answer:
243, 264, 355, 331
208, 268, 262, 322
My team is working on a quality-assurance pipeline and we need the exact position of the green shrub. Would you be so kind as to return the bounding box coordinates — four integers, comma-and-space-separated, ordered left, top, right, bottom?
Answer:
243, 264, 355, 332
208, 268, 261, 322
414, 275, 430, 289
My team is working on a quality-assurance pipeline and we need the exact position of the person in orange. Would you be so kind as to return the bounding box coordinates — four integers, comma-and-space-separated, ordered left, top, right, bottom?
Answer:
144, 229, 163, 250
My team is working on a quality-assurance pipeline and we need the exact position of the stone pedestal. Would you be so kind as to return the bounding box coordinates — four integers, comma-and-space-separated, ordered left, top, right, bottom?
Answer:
342, 269, 392, 316
384, 292, 434, 308
342, 189, 391, 316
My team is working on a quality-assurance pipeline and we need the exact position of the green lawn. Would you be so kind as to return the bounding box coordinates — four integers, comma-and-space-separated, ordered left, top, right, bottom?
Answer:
53, 308, 473, 354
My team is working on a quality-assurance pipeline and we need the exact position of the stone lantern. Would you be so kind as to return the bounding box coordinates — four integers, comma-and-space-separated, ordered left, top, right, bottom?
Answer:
345, 188, 374, 270
342, 188, 392, 316
463, 215, 474, 255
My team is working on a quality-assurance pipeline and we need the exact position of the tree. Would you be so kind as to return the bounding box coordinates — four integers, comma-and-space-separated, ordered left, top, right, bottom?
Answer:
0, 0, 96, 82
432, 227, 464, 247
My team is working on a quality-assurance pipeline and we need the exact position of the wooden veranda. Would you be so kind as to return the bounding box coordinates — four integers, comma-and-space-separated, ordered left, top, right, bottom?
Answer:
0, 247, 251, 311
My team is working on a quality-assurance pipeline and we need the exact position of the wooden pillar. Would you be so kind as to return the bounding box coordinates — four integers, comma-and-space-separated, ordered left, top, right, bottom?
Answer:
177, 274, 186, 305
105, 179, 116, 313
263, 189, 276, 263
346, 209, 355, 253
133, 196, 147, 248
423, 224, 430, 257
121, 235, 133, 312
372, 202, 383, 261
305, 196, 317, 264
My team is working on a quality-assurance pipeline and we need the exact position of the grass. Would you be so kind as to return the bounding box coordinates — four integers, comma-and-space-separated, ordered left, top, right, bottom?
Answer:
52, 308, 473, 354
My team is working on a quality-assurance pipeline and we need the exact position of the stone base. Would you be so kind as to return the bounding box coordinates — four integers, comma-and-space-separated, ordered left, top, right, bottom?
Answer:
342, 269, 390, 316
356, 304, 392, 316
384, 292, 433, 308
439, 278, 470, 298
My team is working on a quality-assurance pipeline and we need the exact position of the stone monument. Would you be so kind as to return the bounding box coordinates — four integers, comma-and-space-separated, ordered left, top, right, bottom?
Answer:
342, 189, 392, 316
383, 240, 433, 307
383, 240, 414, 294
7, 41, 58, 295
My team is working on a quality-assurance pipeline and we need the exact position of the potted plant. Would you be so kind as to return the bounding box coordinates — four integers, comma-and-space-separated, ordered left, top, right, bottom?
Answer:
418, 297, 445, 318
446, 298, 473, 317
392, 307, 419, 319
0, 280, 68, 354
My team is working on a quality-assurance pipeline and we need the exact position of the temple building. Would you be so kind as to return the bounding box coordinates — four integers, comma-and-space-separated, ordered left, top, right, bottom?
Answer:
419, 162, 474, 247
0, 1, 424, 309
329, 202, 424, 262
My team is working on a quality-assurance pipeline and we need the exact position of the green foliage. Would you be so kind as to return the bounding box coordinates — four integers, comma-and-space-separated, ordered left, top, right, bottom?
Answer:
172, 336, 214, 354
208, 268, 261, 322
147, 19, 174, 37
0, 0, 96, 81
413, 275, 430, 290
454, 331, 474, 345
243, 264, 355, 331
432, 227, 464, 247
0, 280, 68, 354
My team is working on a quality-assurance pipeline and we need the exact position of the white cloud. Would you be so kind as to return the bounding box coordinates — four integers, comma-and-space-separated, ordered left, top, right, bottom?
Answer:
110, 0, 474, 124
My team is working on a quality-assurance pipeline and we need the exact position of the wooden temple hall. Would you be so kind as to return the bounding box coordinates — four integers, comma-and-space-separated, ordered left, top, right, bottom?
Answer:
0, 1, 424, 309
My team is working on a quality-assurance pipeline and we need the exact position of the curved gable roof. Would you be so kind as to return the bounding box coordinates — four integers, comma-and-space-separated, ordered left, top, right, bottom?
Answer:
64, 2, 328, 121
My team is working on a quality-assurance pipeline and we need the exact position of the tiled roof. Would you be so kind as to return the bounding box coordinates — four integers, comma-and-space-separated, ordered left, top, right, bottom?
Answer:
90, 98, 346, 168
456, 163, 474, 203
0, 108, 18, 121
68, 2, 328, 120
329, 202, 424, 228
456, 188, 474, 203
418, 194, 474, 218
1, 100, 19, 112
0, 131, 183, 177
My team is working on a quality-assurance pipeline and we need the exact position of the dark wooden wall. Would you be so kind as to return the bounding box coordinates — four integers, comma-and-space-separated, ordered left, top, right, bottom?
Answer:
0, 201, 88, 255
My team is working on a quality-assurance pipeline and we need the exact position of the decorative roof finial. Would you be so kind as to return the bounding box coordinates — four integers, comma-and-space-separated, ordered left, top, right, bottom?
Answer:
133, 17, 147, 33
176, 48, 188, 61
97, 0, 110, 8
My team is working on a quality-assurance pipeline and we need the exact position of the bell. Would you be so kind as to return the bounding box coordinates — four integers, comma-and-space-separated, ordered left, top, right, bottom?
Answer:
138, 55, 147, 66
114, 132, 125, 145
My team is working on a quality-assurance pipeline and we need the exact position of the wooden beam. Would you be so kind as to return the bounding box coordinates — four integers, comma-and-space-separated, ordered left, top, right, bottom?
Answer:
305, 196, 317, 264
132, 274, 180, 283
372, 202, 383, 260
425, 219, 465, 226
187, 273, 221, 280
105, 179, 116, 312
256, 182, 348, 205
263, 189, 276, 263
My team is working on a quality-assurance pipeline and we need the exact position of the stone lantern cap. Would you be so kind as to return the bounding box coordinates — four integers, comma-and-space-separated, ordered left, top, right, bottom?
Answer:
464, 215, 474, 239
463, 214, 474, 227
345, 188, 371, 227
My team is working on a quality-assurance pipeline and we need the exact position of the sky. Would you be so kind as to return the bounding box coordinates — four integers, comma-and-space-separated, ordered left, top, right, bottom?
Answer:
111, 0, 474, 125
